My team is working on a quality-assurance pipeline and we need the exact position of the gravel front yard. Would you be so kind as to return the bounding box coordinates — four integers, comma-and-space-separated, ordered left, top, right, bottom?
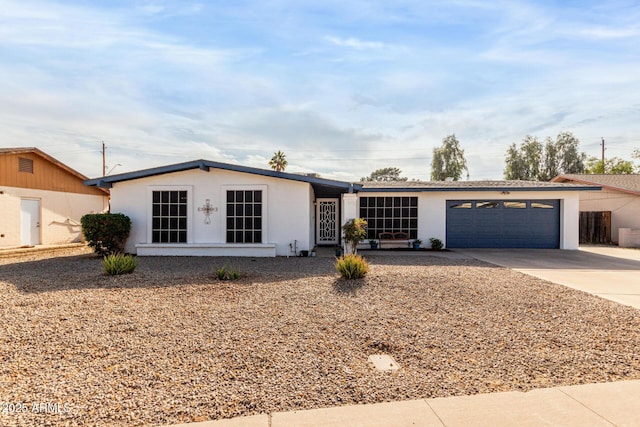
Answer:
2, 248, 640, 426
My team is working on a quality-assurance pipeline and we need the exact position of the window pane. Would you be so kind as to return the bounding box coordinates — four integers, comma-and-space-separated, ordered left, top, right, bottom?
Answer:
246, 204, 253, 216
245, 231, 253, 243
245, 191, 253, 202
254, 231, 262, 243
450, 202, 472, 209
477, 201, 499, 209
227, 191, 235, 202
151, 190, 188, 244
227, 231, 234, 242
254, 204, 262, 216
254, 191, 262, 202
236, 191, 244, 202
532, 202, 554, 209
254, 218, 262, 229
504, 201, 526, 209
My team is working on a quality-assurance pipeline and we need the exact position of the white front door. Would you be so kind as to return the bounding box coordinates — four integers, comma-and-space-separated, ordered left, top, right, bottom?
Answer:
21, 199, 40, 246
316, 198, 339, 245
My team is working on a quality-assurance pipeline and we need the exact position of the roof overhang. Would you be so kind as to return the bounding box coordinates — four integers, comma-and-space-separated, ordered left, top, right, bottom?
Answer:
84, 159, 361, 194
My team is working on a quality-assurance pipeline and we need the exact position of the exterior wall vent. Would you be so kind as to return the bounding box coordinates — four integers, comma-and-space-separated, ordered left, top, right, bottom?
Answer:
18, 157, 34, 173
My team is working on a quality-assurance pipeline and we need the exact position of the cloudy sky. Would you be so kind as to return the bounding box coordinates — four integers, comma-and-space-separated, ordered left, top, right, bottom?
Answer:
1, 0, 639, 180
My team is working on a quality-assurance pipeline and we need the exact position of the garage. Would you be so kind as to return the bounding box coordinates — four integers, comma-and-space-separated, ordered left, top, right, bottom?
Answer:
446, 199, 560, 248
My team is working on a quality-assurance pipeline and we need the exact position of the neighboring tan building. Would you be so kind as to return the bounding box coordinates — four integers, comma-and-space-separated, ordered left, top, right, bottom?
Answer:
0, 147, 109, 248
552, 174, 640, 244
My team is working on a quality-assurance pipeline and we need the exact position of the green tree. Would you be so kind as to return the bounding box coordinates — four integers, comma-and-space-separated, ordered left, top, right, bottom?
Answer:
585, 157, 635, 174
269, 150, 288, 172
504, 132, 586, 180
361, 167, 408, 182
430, 134, 468, 181
554, 131, 586, 177
633, 149, 640, 172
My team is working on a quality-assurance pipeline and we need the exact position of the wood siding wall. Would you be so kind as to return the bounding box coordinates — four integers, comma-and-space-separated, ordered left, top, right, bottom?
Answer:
579, 211, 611, 244
0, 152, 106, 196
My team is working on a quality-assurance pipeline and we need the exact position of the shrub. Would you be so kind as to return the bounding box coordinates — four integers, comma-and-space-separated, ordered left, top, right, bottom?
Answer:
215, 265, 241, 281
342, 218, 367, 255
81, 213, 132, 256
335, 254, 369, 279
429, 237, 444, 250
103, 253, 137, 275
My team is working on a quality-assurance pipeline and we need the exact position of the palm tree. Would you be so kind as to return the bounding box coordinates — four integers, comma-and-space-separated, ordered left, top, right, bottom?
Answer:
269, 150, 288, 172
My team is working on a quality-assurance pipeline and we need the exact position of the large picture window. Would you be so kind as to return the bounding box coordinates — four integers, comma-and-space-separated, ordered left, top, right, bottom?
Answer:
227, 190, 262, 243
359, 196, 418, 240
152, 190, 187, 243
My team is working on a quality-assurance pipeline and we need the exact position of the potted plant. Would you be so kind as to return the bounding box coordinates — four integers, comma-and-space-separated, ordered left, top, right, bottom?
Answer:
310, 246, 317, 257
412, 238, 422, 250
368, 239, 378, 250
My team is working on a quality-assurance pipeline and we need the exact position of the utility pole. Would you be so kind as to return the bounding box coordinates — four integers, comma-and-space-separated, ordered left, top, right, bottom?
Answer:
102, 141, 106, 176
601, 137, 606, 164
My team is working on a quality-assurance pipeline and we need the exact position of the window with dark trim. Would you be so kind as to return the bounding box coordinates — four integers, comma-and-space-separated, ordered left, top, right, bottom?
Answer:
18, 157, 33, 173
152, 191, 187, 243
226, 190, 262, 243
359, 196, 418, 239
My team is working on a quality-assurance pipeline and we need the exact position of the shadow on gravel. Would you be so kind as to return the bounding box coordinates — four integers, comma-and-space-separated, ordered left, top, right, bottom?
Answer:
332, 278, 366, 295
1, 252, 500, 294
1, 254, 343, 293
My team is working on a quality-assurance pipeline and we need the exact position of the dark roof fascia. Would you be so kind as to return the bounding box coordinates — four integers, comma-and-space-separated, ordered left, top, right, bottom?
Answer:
358, 185, 601, 193
84, 159, 360, 191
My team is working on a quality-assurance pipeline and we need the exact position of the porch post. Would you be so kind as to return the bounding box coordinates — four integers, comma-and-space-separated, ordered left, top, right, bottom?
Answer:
341, 193, 358, 225
341, 193, 358, 253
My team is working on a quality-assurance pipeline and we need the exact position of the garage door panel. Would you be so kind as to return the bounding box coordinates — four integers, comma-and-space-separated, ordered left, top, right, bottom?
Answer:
446, 199, 559, 249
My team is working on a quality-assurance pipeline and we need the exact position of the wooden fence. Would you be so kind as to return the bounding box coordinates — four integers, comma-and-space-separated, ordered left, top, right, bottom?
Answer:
579, 211, 611, 244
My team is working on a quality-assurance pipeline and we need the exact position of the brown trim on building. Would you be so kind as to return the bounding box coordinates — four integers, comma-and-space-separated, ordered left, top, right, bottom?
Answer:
0, 148, 109, 196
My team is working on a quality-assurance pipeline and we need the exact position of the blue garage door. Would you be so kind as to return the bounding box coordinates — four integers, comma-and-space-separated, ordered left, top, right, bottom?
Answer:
446, 200, 560, 248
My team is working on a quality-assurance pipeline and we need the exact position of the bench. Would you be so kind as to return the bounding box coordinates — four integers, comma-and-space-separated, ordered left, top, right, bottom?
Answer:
378, 232, 410, 248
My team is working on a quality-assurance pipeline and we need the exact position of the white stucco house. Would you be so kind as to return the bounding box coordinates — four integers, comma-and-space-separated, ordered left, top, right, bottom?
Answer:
552, 174, 640, 245
84, 159, 599, 256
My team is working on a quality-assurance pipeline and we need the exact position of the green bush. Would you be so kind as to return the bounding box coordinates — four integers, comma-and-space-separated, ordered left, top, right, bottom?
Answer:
104, 253, 137, 275
429, 237, 444, 250
342, 218, 368, 255
81, 213, 132, 256
335, 254, 369, 279
215, 265, 241, 281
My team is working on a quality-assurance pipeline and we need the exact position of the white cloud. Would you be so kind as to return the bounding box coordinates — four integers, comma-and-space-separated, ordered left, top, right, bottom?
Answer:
325, 36, 388, 50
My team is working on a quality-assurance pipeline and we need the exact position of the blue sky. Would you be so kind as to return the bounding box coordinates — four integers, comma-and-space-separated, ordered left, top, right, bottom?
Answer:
1, 0, 639, 180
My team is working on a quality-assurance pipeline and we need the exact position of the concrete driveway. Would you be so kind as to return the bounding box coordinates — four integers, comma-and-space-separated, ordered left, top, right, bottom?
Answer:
459, 246, 640, 310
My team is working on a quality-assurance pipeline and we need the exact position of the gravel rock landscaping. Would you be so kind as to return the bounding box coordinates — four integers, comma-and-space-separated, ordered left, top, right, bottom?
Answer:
1, 248, 640, 426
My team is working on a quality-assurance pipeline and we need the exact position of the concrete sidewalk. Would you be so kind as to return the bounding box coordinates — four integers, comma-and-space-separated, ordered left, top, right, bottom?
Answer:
165, 379, 640, 427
